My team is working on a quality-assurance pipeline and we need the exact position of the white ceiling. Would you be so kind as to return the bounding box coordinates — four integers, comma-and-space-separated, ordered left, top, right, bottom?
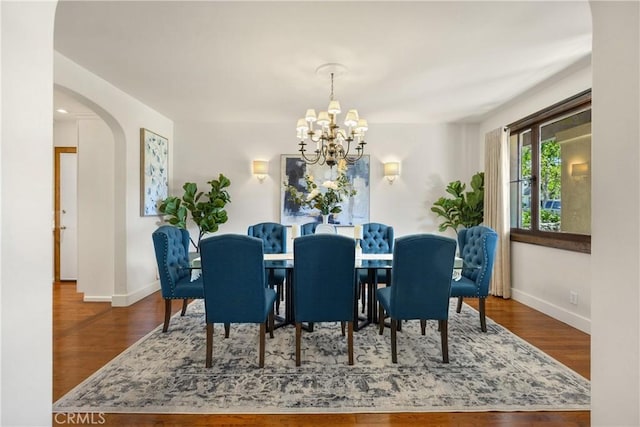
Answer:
53, 1, 592, 125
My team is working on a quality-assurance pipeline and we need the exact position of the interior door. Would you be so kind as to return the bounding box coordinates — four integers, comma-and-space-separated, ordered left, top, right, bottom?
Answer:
54, 147, 78, 281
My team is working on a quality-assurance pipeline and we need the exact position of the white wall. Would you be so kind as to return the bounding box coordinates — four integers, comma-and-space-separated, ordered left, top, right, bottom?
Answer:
590, 2, 639, 425
55, 53, 174, 306
1, 2, 56, 425
77, 119, 115, 300
173, 121, 476, 243
53, 120, 77, 147
479, 60, 592, 333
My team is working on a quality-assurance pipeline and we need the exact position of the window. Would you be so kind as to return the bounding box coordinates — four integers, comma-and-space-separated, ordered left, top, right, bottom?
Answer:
508, 90, 591, 253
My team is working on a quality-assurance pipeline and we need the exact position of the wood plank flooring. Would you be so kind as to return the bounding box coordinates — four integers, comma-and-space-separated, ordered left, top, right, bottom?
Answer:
53, 283, 590, 426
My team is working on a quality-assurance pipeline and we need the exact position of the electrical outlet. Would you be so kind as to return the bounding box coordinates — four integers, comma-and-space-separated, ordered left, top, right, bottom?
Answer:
569, 291, 578, 305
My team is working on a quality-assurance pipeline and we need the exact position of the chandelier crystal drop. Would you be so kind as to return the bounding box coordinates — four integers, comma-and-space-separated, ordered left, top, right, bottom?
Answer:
296, 64, 367, 168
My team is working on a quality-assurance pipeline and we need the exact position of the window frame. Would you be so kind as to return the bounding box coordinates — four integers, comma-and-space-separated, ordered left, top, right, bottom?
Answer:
508, 89, 591, 254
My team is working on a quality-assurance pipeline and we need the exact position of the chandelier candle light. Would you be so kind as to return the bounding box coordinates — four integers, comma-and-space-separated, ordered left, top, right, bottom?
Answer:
297, 63, 368, 168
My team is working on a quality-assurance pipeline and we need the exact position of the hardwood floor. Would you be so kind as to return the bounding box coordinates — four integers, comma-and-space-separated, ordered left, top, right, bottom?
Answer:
53, 282, 590, 426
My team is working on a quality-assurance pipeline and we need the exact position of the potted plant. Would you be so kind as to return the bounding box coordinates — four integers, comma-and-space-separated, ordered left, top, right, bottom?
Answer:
158, 173, 231, 251
431, 171, 484, 233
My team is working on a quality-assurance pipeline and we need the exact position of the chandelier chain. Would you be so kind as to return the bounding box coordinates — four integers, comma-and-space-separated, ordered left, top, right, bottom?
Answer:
330, 73, 335, 101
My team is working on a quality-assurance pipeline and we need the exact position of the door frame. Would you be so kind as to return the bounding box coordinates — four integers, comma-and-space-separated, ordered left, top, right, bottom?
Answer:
54, 146, 77, 282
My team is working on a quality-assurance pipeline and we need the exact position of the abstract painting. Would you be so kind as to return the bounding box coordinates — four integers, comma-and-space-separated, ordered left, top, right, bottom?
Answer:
280, 154, 370, 226
140, 128, 168, 216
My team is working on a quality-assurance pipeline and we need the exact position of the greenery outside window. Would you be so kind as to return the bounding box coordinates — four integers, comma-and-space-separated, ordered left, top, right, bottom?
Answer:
508, 90, 591, 253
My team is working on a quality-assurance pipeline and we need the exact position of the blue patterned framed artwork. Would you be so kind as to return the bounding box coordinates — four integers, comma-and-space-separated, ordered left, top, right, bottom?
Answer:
280, 154, 370, 226
140, 128, 169, 216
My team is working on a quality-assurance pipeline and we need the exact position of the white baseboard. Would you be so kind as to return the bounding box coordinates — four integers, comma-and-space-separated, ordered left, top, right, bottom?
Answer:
111, 281, 161, 307
511, 288, 591, 334
83, 295, 112, 303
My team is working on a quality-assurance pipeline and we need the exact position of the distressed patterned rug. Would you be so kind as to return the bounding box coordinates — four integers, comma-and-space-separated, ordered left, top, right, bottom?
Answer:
53, 300, 590, 414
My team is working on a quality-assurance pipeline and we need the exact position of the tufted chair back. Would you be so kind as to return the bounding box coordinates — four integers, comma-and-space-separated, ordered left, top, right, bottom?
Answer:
152, 225, 204, 332
457, 225, 498, 296
247, 222, 286, 254
152, 225, 192, 298
247, 222, 287, 315
358, 223, 394, 289
300, 222, 318, 236
361, 223, 394, 254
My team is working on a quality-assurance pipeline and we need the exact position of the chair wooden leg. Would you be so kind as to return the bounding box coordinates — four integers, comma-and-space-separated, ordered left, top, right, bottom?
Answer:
269, 311, 274, 339
420, 319, 426, 335
440, 320, 449, 363
456, 296, 463, 313
181, 298, 189, 316
479, 298, 487, 332
295, 323, 302, 367
341, 321, 346, 336
391, 319, 398, 363
162, 299, 171, 332
259, 322, 266, 368
347, 321, 354, 365
361, 283, 366, 313
224, 323, 230, 338
378, 303, 384, 335
205, 323, 213, 368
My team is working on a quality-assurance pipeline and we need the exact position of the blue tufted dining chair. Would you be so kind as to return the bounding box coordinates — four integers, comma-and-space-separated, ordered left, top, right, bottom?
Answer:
152, 225, 204, 332
450, 225, 498, 332
293, 234, 356, 366
377, 234, 456, 363
199, 234, 277, 368
358, 223, 394, 312
300, 222, 318, 236
247, 222, 286, 314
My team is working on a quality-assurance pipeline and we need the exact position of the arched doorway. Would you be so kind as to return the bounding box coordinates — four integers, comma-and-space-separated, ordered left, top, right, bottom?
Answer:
53, 85, 127, 301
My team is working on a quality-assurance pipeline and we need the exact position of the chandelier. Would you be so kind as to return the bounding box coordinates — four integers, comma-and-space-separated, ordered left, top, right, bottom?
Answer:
296, 64, 368, 167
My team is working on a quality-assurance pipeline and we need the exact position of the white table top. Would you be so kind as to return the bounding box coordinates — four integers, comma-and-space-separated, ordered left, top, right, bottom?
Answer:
264, 252, 462, 265
190, 253, 464, 281
196, 253, 461, 264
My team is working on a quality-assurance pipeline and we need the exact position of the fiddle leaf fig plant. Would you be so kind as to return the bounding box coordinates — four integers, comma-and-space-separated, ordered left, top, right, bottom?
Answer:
431, 171, 484, 233
158, 174, 231, 251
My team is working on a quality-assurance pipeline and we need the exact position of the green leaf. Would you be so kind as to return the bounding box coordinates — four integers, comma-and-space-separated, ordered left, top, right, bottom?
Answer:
157, 175, 232, 248
431, 171, 484, 233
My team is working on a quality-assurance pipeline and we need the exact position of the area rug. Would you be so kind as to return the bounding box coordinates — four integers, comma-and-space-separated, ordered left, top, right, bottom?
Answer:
53, 300, 590, 414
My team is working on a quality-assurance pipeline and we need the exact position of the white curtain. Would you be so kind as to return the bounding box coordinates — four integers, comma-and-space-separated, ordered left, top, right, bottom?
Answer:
484, 127, 511, 298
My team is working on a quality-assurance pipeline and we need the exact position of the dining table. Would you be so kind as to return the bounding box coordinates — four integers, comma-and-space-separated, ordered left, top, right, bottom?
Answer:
191, 252, 464, 331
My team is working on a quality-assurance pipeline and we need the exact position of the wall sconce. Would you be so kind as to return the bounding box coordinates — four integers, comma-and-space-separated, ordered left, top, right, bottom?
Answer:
571, 162, 589, 179
383, 162, 400, 184
252, 160, 269, 182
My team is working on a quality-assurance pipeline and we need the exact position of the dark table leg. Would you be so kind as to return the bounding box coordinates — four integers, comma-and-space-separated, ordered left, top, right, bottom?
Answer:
355, 267, 378, 330
353, 276, 361, 331
273, 268, 311, 331
368, 268, 378, 324
273, 268, 293, 330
